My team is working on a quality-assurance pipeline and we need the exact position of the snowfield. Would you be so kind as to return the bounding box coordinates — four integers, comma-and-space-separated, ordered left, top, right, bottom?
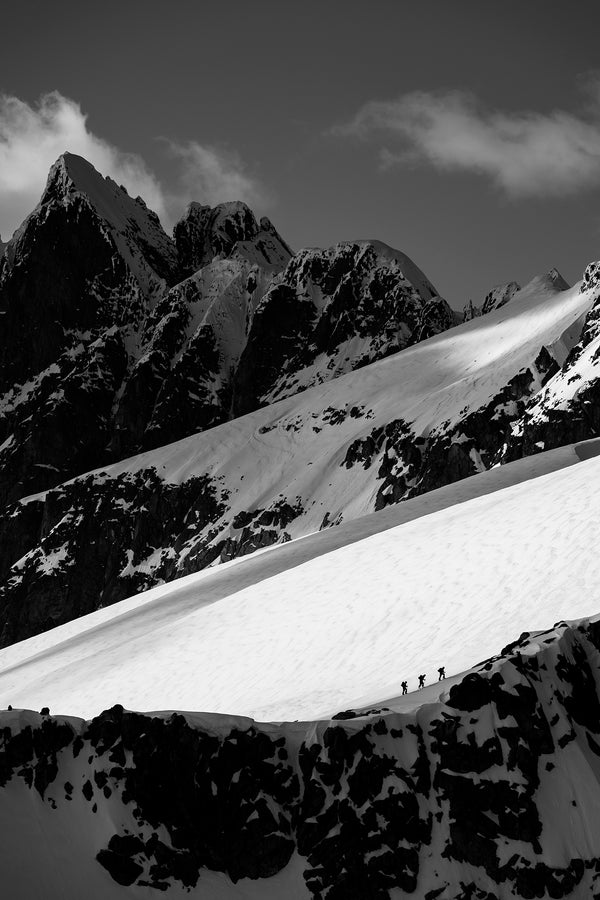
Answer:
2, 437, 599, 721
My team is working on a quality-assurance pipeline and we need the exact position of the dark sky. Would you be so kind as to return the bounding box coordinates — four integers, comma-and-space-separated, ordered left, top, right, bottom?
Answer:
3, 0, 600, 308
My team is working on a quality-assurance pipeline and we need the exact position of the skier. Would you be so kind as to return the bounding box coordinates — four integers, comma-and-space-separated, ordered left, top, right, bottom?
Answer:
418, 674, 426, 689
401, 681, 408, 695
438, 666, 446, 681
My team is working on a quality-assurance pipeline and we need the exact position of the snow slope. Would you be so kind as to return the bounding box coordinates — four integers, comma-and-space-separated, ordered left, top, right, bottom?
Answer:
2, 438, 599, 721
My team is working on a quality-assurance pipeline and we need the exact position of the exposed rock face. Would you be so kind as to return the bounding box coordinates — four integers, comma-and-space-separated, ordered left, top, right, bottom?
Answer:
481, 279, 521, 315
0, 154, 179, 504
463, 280, 521, 322
0, 469, 230, 644
174, 200, 292, 276
2, 618, 600, 897
233, 240, 454, 415
503, 262, 600, 462
462, 298, 481, 321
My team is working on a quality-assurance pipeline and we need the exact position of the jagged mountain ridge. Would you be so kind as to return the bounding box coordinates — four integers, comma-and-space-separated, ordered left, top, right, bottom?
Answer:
0, 152, 454, 504
0, 267, 594, 645
462, 269, 569, 322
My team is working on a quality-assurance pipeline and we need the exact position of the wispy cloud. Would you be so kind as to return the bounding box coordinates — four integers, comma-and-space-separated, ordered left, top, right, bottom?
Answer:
334, 85, 600, 197
0, 92, 165, 239
163, 140, 268, 213
0, 92, 269, 240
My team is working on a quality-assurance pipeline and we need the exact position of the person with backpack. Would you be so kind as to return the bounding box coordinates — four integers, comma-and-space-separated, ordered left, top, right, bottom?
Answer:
438, 666, 445, 681
418, 674, 426, 689
401, 681, 408, 695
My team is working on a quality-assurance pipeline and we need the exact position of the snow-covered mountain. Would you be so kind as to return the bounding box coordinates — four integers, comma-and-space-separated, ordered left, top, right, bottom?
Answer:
0, 258, 594, 644
0, 154, 453, 505
5, 148, 600, 899
2, 439, 600, 897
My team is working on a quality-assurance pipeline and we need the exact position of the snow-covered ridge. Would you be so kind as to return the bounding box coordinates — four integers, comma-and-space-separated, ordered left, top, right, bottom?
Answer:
1, 613, 600, 898
462, 269, 569, 322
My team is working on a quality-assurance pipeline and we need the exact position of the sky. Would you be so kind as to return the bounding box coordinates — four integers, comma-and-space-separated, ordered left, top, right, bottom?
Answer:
3, 0, 600, 308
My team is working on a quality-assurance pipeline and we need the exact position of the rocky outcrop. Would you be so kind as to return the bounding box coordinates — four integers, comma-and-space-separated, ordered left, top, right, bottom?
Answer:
2, 617, 600, 897
0, 467, 231, 644
174, 200, 292, 276
503, 262, 600, 462
233, 240, 454, 415
481, 279, 521, 315
462, 280, 521, 322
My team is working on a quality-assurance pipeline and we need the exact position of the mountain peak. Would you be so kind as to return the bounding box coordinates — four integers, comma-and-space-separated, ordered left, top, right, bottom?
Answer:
32, 152, 179, 287
518, 268, 570, 297
42, 152, 116, 205
174, 200, 291, 275
41, 152, 165, 231
547, 267, 570, 291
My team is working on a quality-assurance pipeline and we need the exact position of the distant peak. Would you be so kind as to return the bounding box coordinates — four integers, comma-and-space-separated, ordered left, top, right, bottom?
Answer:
174, 200, 291, 275
521, 269, 569, 295
547, 267, 569, 291
41, 153, 159, 219
42, 152, 102, 199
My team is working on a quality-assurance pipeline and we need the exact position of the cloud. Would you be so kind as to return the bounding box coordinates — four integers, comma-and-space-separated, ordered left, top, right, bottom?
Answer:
163, 140, 268, 213
0, 92, 166, 239
0, 92, 269, 241
335, 87, 600, 197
